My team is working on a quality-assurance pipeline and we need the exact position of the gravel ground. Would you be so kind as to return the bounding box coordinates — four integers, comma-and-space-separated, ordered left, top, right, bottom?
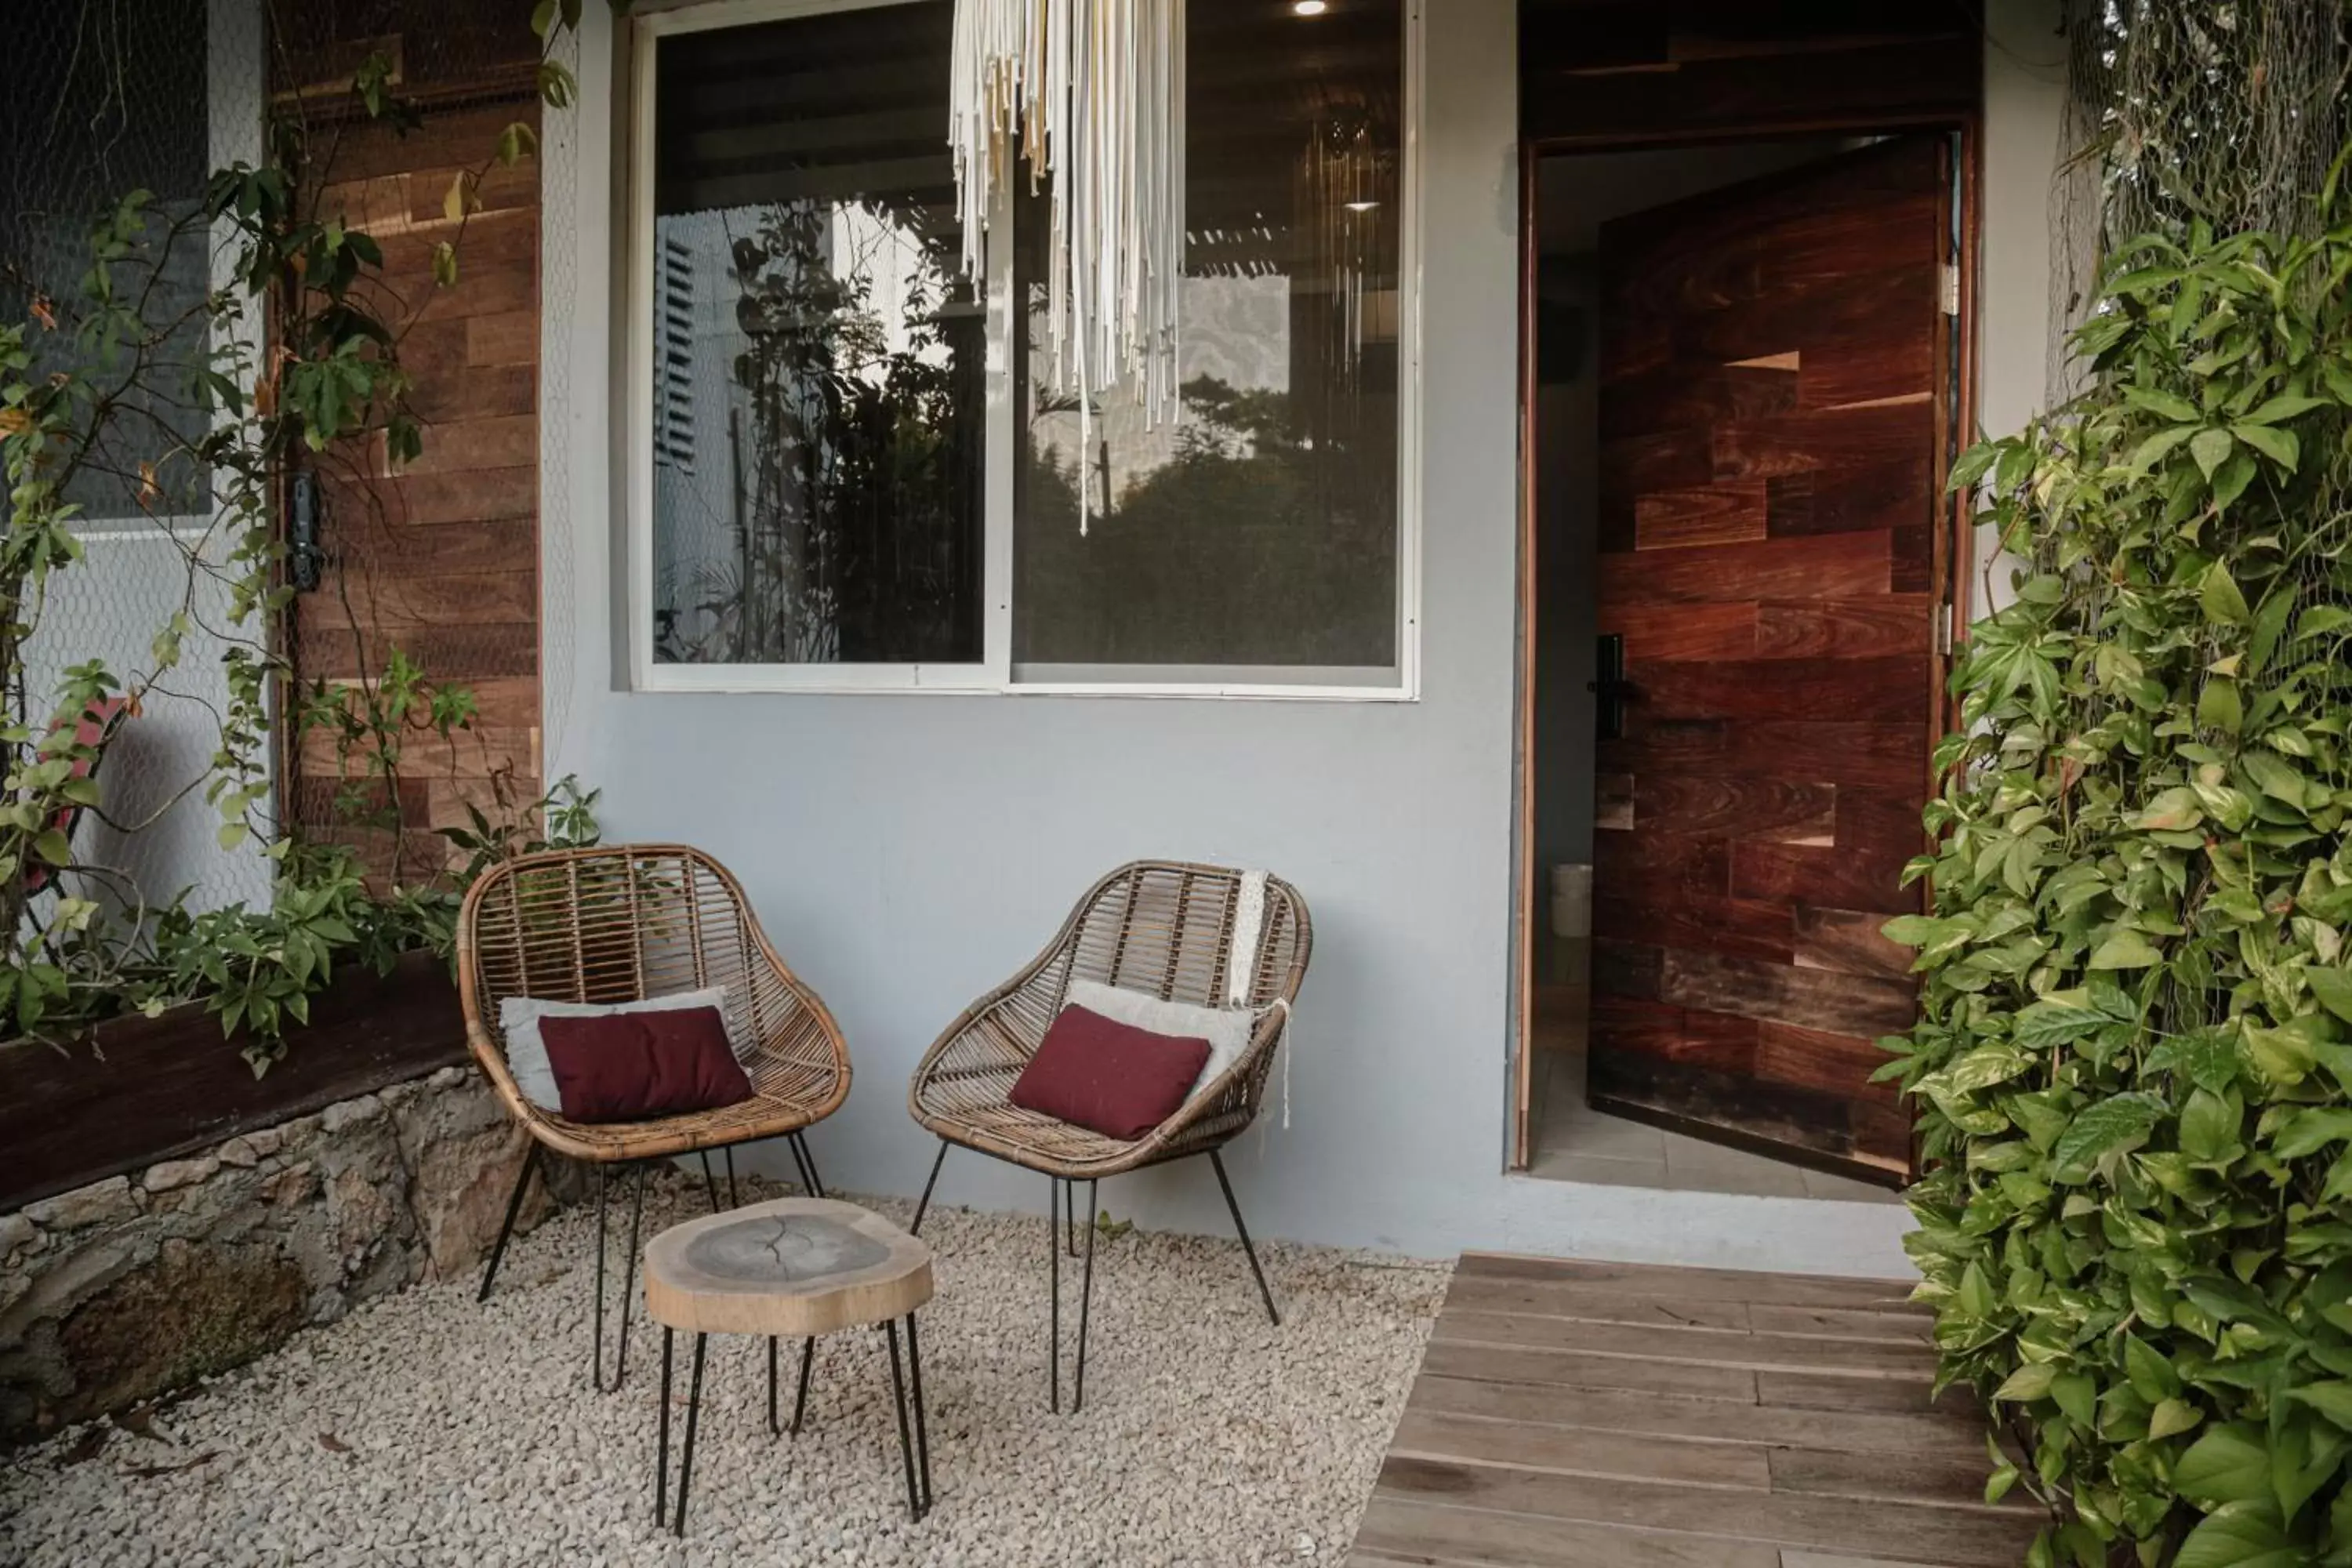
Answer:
2, 1171, 1447, 1568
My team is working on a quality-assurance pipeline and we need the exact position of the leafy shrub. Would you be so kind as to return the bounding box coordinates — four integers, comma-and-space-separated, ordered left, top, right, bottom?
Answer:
1885, 173, 2352, 1566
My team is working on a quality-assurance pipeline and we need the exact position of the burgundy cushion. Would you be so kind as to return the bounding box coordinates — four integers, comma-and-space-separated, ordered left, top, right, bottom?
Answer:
537, 1006, 755, 1124
1008, 1004, 1213, 1142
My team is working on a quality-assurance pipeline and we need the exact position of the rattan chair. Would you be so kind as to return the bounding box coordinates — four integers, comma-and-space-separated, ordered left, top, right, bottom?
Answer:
906, 860, 1311, 1411
459, 844, 851, 1388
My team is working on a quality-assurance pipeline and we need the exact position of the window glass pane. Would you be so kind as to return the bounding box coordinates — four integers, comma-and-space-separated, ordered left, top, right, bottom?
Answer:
651, 5, 984, 666
1014, 0, 1403, 673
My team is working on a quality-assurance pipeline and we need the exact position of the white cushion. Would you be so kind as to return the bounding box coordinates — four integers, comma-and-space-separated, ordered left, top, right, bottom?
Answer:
1062, 978, 1267, 1102
497, 986, 748, 1114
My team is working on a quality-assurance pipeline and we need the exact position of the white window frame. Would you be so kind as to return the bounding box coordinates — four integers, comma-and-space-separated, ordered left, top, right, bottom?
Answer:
623, 0, 1423, 701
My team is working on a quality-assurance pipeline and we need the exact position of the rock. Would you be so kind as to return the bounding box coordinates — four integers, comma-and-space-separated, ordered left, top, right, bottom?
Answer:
319, 1094, 384, 1136
216, 1138, 261, 1170
239, 1127, 285, 1161
0, 1210, 38, 1261
143, 1157, 220, 1194
24, 1178, 136, 1232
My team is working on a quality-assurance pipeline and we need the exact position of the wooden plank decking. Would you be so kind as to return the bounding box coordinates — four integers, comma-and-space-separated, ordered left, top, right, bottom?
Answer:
1349, 1254, 2042, 1568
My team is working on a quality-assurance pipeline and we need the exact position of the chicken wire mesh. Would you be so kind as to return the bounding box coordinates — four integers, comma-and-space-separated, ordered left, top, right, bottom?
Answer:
3, 0, 550, 908
3, 0, 274, 916
2048, 0, 2352, 401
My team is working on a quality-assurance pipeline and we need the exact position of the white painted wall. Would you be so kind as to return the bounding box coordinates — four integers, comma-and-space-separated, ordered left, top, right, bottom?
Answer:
539, 0, 2064, 1277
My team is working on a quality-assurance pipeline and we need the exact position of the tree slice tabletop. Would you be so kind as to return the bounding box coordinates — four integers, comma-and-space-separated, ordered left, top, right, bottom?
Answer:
643, 1197, 935, 1338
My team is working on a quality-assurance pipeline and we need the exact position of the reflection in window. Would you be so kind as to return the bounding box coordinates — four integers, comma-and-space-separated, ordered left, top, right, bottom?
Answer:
650, 5, 984, 666
1014, 0, 1403, 672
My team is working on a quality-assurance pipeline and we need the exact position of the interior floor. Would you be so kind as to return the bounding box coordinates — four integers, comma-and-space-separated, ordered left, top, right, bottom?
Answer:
1526, 982, 1900, 1203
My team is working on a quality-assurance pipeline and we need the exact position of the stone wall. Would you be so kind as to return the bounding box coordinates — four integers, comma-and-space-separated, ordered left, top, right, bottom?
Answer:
0, 1065, 565, 1443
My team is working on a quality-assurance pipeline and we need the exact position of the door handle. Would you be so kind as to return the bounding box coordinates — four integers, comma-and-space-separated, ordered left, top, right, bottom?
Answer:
1589, 633, 1632, 742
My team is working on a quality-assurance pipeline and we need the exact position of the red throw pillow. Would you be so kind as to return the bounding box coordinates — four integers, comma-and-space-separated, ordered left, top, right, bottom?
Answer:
1009, 1004, 1213, 1142
537, 1006, 755, 1124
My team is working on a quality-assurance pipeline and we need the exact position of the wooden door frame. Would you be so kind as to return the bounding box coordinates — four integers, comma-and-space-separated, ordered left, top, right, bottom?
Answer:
1509, 115, 1983, 1173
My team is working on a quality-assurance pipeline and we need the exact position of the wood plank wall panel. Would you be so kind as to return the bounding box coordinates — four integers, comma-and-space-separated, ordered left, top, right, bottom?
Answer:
1348, 1254, 2038, 1568
288, 32, 543, 883
1584, 138, 1947, 1179
1522, 0, 1980, 146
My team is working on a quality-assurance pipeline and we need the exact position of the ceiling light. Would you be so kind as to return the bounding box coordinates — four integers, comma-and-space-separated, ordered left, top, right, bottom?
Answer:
1293, 1, 1329, 14
1345, 200, 1380, 212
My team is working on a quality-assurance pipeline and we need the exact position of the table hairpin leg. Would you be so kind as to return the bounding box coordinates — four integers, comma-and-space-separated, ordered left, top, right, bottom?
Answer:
884, 1319, 927, 1522
906, 1312, 933, 1512
767, 1334, 818, 1439
672, 1331, 708, 1536
655, 1327, 673, 1523
792, 1336, 815, 1436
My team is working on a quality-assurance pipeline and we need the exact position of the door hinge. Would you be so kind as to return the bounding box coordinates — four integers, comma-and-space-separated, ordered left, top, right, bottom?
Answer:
1940, 263, 1962, 317
1934, 614, 1954, 658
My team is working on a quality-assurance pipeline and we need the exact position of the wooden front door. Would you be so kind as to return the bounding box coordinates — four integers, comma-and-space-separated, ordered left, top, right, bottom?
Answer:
1586, 136, 1950, 1181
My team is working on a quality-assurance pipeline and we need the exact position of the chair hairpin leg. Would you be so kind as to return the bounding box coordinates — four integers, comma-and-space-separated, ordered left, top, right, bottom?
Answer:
723, 1145, 739, 1208
616, 1165, 647, 1383
1210, 1150, 1281, 1327
477, 1142, 541, 1302
787, 1133, 816, 1197
911, 1139, 949, 1235
697, 1150, 720, 1213
1074, 1180, 1099, 1412
1047, 1176, 1062, 1412
793, 1131, 827, 1198
592, 1165, 611, 1388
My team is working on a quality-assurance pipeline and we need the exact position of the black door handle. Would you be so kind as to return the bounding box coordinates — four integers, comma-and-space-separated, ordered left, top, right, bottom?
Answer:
1589, 633, 1632, 742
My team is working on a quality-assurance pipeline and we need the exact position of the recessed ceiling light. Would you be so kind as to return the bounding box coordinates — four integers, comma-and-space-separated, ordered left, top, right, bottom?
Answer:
1293, 1, 1329, 14
1345, 200, 1380, 212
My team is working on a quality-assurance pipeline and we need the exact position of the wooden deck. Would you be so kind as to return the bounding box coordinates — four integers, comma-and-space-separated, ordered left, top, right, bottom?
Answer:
1348, 1254, 2043, 1568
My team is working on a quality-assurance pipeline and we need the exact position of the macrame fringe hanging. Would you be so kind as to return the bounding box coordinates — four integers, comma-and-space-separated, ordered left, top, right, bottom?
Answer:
949, 0, 1187, 532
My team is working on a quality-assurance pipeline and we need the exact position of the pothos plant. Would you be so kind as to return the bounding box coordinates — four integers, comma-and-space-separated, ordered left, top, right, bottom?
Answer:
1882, 156, 2352, 1566
0, 5, 604, 1069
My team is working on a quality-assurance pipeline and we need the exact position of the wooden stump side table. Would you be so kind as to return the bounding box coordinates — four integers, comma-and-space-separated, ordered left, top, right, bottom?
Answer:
642, 1197, 935, 1534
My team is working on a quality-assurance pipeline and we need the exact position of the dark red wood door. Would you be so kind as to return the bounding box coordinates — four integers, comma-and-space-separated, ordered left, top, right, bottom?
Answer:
1587, 136, 1948, 1181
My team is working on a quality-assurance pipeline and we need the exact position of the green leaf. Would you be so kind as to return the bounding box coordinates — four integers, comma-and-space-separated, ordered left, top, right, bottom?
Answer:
2129, 423, 2201, 471
2176, 1425, 2275, 1507
2052, 1091, 2167, 1178
2231, 422, 2299, 471
2129, 385, 2205, 423
1995, 1361, 2059, 1402
2013, 1000, 2110, 1051
2307, 967, 2352, 1024
2152, 1397, 2205, 1439
2288, 1381, 2352, 1432
2089, 930, 2164, 970
2203, 563, 2253, 626
2175, 1502, 2303, 1568
2191, 426, 2237, 479
2180, 1087, 2241, 1165
2201, 676, 2245, 735
2274, 1108, 2352, 1160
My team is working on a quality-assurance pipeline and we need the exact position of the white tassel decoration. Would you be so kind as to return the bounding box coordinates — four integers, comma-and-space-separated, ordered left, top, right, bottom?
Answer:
949, 0, 1187, 533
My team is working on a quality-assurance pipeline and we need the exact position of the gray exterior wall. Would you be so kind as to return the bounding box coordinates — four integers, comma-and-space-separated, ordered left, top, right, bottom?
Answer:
540, 0, 2066, 1275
